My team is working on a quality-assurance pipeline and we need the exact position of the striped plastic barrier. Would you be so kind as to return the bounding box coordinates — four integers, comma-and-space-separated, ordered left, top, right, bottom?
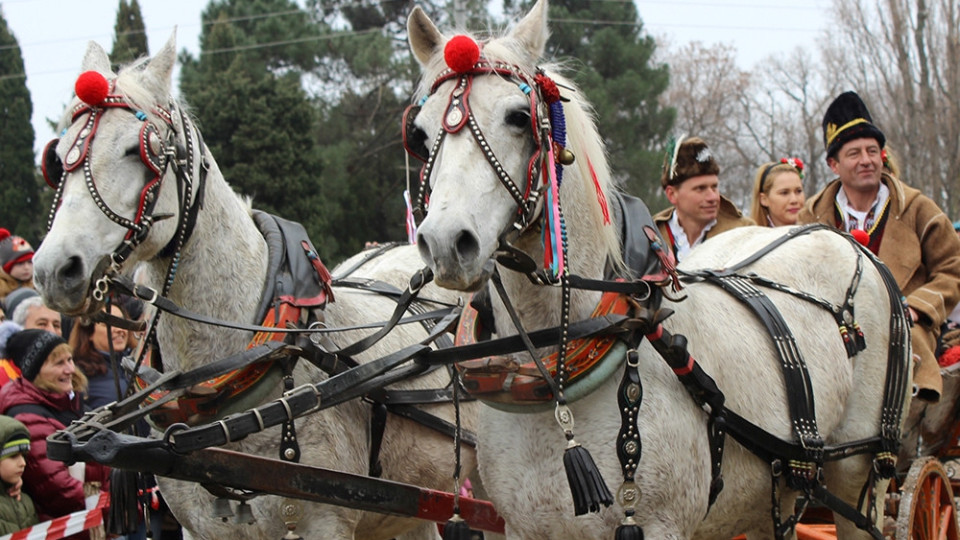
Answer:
0, 492, 108, 540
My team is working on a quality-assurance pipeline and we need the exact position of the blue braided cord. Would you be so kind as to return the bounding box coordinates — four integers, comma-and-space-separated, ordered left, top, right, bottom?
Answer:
135, 111, 147, 121
60, 128, 68, 137
549, 101, 566, 186
417, 95, 429, 106
545, 184, 561, 277
518, 82, 532, 95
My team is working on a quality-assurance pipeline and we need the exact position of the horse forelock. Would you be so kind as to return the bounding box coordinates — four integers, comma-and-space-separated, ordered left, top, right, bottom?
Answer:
113, 66, 179, 128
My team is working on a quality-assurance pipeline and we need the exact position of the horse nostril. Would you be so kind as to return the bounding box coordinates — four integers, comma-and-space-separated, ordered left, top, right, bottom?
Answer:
57, 255, 85, 282
417, 232, 433, 263
455, 230, 479, 264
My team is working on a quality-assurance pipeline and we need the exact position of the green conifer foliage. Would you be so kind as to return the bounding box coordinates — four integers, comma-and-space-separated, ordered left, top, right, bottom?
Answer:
0, 11, 42, 242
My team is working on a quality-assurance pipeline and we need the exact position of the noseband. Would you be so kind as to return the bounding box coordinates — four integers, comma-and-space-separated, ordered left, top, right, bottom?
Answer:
43, 74, 207, 302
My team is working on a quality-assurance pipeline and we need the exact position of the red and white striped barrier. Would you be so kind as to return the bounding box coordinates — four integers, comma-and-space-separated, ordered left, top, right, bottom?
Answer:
0, 492, 108, 540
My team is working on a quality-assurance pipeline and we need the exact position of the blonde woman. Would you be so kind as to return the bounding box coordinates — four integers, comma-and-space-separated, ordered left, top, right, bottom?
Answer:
0, 328, 109, 535
750, 157, 806, 226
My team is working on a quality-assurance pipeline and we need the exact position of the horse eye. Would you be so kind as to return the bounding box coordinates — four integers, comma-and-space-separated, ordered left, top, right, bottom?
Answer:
123, 146, 139, 157
505, 110, 530, 128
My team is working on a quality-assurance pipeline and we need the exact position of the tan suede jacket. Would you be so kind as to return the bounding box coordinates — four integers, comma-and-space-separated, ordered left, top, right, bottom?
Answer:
799, 173, 960, 329
653, 195, 755, 260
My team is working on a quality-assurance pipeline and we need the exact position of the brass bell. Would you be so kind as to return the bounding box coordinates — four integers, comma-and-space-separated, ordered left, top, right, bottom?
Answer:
558, 148, 575, 166
212, 497, 234, 522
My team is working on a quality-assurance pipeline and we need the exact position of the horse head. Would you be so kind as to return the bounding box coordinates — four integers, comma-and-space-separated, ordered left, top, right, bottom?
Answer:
407, 0, 620, 294
33, 34, 205, 316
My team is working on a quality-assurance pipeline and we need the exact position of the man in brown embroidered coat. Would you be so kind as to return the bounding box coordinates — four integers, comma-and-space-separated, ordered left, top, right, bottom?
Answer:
653, 136, 754, 262
799, 91, 960, 403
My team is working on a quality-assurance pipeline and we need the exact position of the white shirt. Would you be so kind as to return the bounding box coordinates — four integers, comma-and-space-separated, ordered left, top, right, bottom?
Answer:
668, 210, 716, 262
836, 182, 890, 232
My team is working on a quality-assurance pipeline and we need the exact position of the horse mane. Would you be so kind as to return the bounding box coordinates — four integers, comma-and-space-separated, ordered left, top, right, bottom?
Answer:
413, 30, 625, 274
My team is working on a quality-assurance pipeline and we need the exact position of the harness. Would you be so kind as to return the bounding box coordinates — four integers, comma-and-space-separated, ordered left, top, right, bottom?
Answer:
637, 225, 909, 539
138, 212, 333, 429
403, 35, 910, 537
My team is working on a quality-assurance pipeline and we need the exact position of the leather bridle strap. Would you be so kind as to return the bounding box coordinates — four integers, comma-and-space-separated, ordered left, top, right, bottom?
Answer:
414, 62, 546, 230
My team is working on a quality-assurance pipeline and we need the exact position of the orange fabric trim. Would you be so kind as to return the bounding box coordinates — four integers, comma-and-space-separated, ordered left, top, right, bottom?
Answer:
454, 291, 630, 402
139, 303, 301, 427
0, 359, 21, 385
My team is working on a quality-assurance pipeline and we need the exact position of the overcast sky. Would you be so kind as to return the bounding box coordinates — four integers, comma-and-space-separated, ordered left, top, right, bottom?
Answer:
2, 0, 827, 156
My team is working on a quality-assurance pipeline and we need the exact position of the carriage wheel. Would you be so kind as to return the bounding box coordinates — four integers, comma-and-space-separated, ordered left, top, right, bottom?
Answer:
896, 456, 960, 539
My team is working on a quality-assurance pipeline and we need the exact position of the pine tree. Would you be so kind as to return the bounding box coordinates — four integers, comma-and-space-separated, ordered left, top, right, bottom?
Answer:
179, 0, 330, 256
0, 10, 42, 242
305, 0, 454, 258
111, 0, 149, 69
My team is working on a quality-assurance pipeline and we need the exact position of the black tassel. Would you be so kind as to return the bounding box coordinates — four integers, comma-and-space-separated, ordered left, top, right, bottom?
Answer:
107, 468, 140, 535
853, 322, 866, 352
442, 514, 472, 540
563, 440, 613, 515
615, 513, 644, 540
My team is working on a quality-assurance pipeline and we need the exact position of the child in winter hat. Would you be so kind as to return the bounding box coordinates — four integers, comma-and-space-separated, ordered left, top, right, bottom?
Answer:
0, 230, 34, 283
0, 415, 38, 534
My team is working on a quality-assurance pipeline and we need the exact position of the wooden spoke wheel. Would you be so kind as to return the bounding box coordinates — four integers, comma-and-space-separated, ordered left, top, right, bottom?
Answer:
896, 456, 960, 539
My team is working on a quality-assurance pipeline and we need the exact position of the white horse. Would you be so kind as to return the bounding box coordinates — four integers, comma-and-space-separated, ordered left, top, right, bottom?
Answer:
406, 1, 911, 539
32, 36, 477, 540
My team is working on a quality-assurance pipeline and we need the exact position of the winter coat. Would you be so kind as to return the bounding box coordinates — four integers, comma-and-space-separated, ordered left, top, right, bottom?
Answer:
653, 195, 755, 260
0, 379, 110, 523
0, 489, 37, 535
800, 172, 960, 397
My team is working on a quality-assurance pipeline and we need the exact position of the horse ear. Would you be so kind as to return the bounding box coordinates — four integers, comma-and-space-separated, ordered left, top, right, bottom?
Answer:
408, 6, 444, 66
80, 41, 113, 75
509, 0, 550, 60
145, 31, 178, 87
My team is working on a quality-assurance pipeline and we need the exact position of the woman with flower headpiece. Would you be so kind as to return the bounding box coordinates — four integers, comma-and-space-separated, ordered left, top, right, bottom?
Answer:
749, 157, 807, 226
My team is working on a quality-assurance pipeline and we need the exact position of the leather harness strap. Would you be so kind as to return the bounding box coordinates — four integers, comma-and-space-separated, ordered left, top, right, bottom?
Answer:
700, 273, 825, 485
637, 227, 909, 539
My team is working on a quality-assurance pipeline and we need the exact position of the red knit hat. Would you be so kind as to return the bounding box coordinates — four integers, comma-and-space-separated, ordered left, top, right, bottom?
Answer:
0, 229, 34, 275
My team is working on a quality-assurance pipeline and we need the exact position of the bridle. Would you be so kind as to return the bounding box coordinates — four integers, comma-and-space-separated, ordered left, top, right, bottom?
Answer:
42, 71, 208, 303
402, 39, 573, 269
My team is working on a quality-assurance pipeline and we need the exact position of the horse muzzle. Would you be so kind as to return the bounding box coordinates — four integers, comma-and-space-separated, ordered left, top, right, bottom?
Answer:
417, 225, 491, 292
32, 249, 106, 316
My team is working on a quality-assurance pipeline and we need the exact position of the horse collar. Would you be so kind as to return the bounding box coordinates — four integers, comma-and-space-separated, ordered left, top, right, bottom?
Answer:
454, 289, 632, 404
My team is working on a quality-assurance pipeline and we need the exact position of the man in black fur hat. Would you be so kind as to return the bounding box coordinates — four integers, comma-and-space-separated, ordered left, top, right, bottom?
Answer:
653, 135, 754, 262
800, 90, 960, 403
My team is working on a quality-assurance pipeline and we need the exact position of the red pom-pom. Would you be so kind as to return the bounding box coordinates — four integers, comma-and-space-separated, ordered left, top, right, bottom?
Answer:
75, 71, 110, 107
0, 228, 9, 242
534, 73, 561, 104
851, 229, 869, 246
444, 35, 480, 74
939, 345, 960, 367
